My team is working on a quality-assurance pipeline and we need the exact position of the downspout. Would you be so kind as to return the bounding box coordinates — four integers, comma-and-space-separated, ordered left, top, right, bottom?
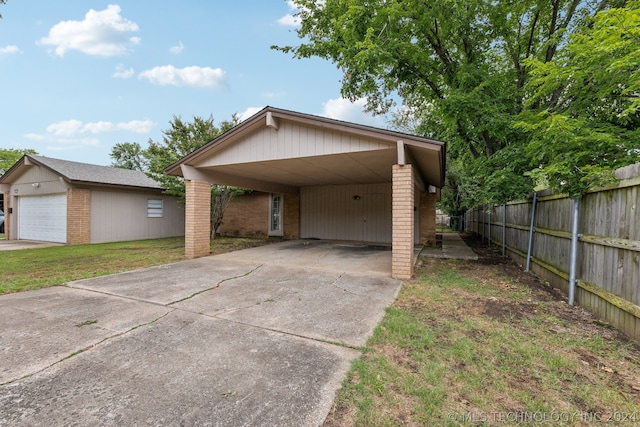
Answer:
568, 198, 580, 306
526, 192, 538, 272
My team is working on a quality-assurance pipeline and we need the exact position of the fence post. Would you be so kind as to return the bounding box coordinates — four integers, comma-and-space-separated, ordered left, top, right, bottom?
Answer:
568, 198, 581, 306
502, 204, 506, 256
481, 205, 485, 242
526, 192, 538, 272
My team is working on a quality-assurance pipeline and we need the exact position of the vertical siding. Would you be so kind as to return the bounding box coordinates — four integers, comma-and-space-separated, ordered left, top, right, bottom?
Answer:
11, 165, 68, 196
90, 190, 185, 243
202, 122, 394, 167
301, 183, 391, 243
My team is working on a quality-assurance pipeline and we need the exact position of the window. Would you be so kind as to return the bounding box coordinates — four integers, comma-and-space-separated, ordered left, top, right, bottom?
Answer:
147, 199, 163, 218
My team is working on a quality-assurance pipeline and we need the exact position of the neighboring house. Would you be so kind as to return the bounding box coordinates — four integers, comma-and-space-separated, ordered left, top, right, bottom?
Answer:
165, 106, 446, 280
0, 155, 185, 244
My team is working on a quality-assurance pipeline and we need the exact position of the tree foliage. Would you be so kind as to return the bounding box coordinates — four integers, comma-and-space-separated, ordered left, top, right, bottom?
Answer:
517, 0, 640, 197
276, 0, 635, 213
0, 148, 37, 176
110, 115, 246, 239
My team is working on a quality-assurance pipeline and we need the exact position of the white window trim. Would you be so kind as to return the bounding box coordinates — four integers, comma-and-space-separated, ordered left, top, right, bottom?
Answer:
269, 193, 284, 237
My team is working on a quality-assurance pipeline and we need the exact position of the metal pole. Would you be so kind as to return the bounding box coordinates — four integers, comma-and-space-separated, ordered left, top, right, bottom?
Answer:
526, 192, 538, 272
568, 198, 580, 306
481, 205, 485, 242
502, 204, 506, 256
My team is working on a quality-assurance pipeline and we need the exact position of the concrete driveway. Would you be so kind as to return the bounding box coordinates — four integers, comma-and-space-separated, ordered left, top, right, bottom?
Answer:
0, 240, 401, 426
0, 239, 64, 251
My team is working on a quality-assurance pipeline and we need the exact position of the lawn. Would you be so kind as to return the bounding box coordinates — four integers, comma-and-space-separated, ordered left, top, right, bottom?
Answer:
324, 238, 640, 426
0, 236, 274, 294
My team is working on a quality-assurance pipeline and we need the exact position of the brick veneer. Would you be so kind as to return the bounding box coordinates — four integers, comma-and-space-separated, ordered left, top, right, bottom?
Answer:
392, 164, 415, 280
283, 193, 300, 239
220, 192, 269, 238
67, 188, 91, 245
3, 191, 9, 238
185, 180, 211, 259
419, 191, 437, 245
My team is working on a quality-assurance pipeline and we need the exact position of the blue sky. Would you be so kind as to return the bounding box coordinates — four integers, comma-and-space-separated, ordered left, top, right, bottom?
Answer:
0, 1, 390, 166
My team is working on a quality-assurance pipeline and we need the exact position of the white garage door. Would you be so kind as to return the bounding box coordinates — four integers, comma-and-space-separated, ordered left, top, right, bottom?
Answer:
18, 194, 67, 243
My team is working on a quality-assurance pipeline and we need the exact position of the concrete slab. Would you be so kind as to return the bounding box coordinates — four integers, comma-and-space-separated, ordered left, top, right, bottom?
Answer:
68, 258, 263, 305
175, 264, 401, 348
213, 239, 393, 276
420, 232, 478, 260
1, 310, 358, 427
0, 240, 402, 426
0, 286, 170, 385
0, 240, 64, 251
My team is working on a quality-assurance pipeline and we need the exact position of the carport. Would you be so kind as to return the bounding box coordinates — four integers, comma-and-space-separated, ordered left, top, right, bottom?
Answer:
165, 107, 445, 279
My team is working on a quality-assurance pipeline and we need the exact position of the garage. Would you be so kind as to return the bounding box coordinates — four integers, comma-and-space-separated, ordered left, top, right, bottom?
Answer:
18, 194, 67, 243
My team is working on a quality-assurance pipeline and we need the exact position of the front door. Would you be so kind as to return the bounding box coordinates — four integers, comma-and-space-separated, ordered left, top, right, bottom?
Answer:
269, 193, 283, 236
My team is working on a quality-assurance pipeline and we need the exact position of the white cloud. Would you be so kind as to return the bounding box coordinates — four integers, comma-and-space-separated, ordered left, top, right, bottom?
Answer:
239, 107, 265, 122
138, 65, 227, 89
169, 41, 184, 54
45, 119, 156, 137
0, 45, 21, 55
113, 63, 134, 79
24, 133, 45, 141
277, 1, 301, 27
38, 5, 140, 57
320, 98, 385, 127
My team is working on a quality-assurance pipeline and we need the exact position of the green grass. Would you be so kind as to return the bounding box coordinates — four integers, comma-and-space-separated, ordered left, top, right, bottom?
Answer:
0, 236, 273, 294
324, 257, 640, 426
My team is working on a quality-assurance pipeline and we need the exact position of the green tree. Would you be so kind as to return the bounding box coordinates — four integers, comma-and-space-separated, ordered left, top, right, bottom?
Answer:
275, 0, 620, 213
109, 115, 245, 239
517, 0, 640, 197
0, 148, 37, 176
110, 142, 147, 171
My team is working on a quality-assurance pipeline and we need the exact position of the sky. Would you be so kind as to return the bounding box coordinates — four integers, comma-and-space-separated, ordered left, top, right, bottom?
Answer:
0, 1, 392, 166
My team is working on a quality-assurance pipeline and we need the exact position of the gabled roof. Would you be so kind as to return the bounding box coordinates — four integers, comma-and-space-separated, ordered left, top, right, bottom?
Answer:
0, 155, 162, 190
165, 106, 446, 189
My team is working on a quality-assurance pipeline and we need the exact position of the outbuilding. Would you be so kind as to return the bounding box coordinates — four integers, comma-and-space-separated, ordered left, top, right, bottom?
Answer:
165, 107, 445, 279
0, 155, 185, 244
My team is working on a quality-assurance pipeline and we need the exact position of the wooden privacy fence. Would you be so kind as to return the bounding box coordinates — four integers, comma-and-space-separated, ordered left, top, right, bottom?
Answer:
464, 163, 640, 342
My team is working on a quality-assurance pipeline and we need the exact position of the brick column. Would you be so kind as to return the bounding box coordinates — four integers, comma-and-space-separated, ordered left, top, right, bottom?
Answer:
185, 179, 211, 259
3, 191, 10, 239
67, 188, 91, 245
419, 191, 437, 245
283, 193, 300, 240
392, 164, 415, 280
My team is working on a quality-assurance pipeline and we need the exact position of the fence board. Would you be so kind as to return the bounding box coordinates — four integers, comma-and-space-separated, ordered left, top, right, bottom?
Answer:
464, 162, 640, 342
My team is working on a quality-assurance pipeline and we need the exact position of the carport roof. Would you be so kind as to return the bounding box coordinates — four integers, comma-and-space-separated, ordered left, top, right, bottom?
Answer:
0, 155, 162, 190
165, 106, 446, 193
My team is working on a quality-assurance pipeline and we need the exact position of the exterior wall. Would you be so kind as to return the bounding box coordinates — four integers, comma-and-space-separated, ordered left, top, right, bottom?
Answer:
283, 193, 300, 240
419, 191, 437, 245
301, 183, 392, 243
9, 165, 68, 196
90, 190, 185, 244
3, 191, 9, 238
67, 188, 91, 245
220, 192, 269, 238
201, 123, 394, 166
185, 180, 211, 259
392, 164, 415, 280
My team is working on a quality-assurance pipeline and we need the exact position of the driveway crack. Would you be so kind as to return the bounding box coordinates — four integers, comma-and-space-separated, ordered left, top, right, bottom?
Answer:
1, 309, 176, 386
167, 264, 264, 305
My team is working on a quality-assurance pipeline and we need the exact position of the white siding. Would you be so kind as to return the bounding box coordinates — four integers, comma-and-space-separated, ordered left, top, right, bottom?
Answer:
301, 184, 392, 243
11, 165, 68, 196
18, 194, 67, 243
201, 122, 394, 167
90, 190, 185, 243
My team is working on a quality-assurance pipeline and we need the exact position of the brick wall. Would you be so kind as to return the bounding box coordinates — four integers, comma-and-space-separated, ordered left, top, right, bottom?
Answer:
392, 164, 415, 280
3, 191, 9, 238
283, 193, 300, 239
220, 192, 269, 237
185, 180, 211, 259
67, 188, 91, 245
419, 191, 437, 245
